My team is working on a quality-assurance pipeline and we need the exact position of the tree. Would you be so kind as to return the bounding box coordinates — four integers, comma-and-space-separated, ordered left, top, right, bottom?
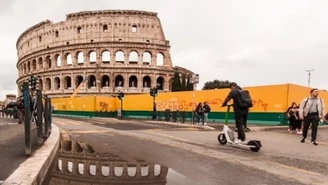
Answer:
202, 80, 232, 90
180, 73, 187, 91
186, 77, 194, 91
172, 72, 181, 92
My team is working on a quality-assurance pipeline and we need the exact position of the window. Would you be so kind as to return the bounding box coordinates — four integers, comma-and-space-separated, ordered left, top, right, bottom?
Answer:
55, 31, 59, 37
103, 25, 108, 32
77, 27, 82, 33
39, 36, 42, 42
132, 25, 137, 32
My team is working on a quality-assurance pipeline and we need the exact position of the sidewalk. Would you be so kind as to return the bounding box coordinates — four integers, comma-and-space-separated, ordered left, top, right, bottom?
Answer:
0, 118, 29, 182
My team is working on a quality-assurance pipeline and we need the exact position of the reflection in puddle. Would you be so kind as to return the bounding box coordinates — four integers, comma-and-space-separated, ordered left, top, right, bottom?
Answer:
44, 139, 192, 185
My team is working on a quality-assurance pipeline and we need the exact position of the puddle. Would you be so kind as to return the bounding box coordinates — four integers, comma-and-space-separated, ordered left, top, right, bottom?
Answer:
43, 139, 193, 185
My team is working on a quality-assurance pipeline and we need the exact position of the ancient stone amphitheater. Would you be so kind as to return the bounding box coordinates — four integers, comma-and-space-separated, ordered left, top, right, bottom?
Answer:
16, 10, 194, 98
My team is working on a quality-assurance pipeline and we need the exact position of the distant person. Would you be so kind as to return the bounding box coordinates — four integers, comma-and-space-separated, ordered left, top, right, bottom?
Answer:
286, 102, 301, 134
203, 102, 211, 125
195, 102, 203, 124
221, 82, 253, 143
299, 88, 326, 145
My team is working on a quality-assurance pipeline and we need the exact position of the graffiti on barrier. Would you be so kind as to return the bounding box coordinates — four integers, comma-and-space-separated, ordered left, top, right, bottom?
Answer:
156, 98, 269, 111
252, 99, 269, 111
99, 101, 109, 112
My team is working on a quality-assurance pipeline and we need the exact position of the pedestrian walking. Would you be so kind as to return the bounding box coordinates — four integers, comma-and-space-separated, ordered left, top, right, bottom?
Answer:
221, 82, 253, 143
203, 102, 211, 125
299, 88, 326, 145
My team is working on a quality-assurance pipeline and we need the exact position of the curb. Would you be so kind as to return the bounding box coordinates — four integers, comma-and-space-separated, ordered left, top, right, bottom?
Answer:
3, 124, 60, 185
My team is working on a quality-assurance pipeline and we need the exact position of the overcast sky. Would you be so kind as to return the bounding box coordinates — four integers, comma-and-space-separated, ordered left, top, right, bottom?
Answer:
0, 0, 328, 99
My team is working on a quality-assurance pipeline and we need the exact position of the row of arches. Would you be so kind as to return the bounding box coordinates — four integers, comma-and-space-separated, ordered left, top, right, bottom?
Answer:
19, 50, 166, 75
41, 75, 166, 91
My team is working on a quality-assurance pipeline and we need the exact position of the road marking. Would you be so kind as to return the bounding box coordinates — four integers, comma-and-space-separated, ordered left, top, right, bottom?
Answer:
68, 130, 113, 134
145, 130, 199, 143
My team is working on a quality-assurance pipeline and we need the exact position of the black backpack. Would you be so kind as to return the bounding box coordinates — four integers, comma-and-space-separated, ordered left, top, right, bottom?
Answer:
237, 90, 253, 108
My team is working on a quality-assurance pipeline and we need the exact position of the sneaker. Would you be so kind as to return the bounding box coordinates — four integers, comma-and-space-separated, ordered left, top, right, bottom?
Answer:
311, 141, 318, 146
204, 123, 207, 125
301, 138, 305, 143
234, 139, 247, 144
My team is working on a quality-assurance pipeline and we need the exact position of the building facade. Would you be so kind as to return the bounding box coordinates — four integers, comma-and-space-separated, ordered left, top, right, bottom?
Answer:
16, 10, 194, 98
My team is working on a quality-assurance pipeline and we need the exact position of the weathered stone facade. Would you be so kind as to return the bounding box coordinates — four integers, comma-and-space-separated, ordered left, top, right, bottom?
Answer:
16, 10, 194, 98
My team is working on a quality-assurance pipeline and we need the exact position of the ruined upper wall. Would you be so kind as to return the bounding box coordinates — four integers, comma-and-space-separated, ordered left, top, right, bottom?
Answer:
16, 10, 169, 59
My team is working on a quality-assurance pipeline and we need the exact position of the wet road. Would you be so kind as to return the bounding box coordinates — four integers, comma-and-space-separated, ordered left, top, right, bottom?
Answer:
47, 117, 328, 185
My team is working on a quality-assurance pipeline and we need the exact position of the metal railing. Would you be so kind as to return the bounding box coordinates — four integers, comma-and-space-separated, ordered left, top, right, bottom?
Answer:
22, 81, 52, 156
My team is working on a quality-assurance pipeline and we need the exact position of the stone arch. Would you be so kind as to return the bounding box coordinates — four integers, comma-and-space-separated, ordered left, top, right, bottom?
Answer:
45, 78, 51, 90
102, 50, 110, 63
143, 76, 151, 88
55, 54, 61, 67
157, 76, 164, 90
115, 75, 124, 87
101, 75, 110, 88
157, 53, 164, 66
32, 60, 37, 71
65, 53, 73, 66
27, 61, 31, 72
129, 75, 138, 87
115, 50, 124, 64
77, 51, 84, 64
75, 75, 83, 87
54, 77, 60, 90
143, 52, 151, 65
89, 51, 97, 63
129, 51, 138, 64
38, 57, 43, 69
64, 76, 72, 89
88, 75, 96, 88
45, 56, 51, 68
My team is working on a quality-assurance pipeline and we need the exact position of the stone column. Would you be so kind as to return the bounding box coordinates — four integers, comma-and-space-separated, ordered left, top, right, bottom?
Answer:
96, 49, 101, 65
124, 53, 129, 65
60, 74, 64, 90
110, 51, 115, 65
122, 163, 128, 177
84, 50, 90, 66
62, 159, 69, 173
73, 160, 79, 175
151, 53, 157, 66
72, 53, 78, 66
148, 164, 155, 177
138, 52, 143, 65
109, 163, 115, 177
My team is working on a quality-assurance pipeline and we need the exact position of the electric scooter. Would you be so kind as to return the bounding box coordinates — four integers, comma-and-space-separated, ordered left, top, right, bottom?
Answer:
217, 105, 262, 152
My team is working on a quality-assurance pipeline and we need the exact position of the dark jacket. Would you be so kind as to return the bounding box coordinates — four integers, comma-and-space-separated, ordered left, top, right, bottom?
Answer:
222, 86, 248, 113
203, 104, 211, 113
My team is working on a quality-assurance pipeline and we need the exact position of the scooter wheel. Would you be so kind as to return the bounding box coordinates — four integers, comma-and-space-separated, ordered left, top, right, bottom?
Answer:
218, 134, 227, 145
248, 140, 261, 152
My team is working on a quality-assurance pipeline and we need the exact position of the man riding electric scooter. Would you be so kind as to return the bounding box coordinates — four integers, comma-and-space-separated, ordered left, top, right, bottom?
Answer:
221, 82, 252, 144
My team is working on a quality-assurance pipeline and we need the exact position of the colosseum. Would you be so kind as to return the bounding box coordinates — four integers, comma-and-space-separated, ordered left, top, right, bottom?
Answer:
16, 10, 194, 98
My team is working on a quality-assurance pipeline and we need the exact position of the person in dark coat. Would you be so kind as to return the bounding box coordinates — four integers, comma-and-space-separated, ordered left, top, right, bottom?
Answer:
221, 82, 248, 143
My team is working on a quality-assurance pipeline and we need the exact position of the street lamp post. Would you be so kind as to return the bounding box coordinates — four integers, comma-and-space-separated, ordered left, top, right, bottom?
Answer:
190, 74, 199, 124
305, 69, 314, 90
